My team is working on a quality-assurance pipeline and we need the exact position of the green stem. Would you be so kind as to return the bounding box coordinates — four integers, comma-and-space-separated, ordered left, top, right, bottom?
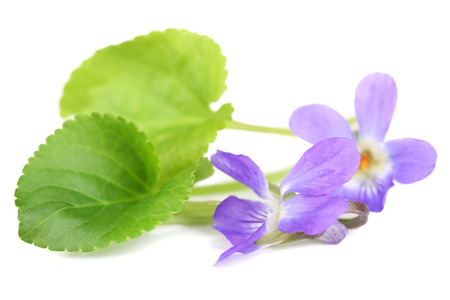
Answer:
169, 117, 366, 227
191, 167, 290, 195
168, 168, 290, 225
227, 120, 295, 136
167, 201, 220, 225
168, 199, 369, 230
191, 181, 245, 196
347, 116, 358, 128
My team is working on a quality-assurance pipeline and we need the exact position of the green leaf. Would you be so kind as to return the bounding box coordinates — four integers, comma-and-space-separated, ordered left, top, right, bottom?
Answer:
193, 157, 214, 183
15, 114, 196, 252
60, 29, 233, 183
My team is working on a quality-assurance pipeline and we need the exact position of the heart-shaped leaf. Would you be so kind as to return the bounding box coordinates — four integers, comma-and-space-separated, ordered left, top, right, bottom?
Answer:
15, 114, 196, 251
60, 29, 233, 183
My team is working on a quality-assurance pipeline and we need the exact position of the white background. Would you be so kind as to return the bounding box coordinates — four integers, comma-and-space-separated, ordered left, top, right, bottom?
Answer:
1, 1, 449, 299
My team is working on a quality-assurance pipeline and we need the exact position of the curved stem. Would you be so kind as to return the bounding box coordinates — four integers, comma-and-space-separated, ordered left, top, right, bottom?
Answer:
255, 201, 370, 246
338, 201, 370, 229
226, 120, 295, 136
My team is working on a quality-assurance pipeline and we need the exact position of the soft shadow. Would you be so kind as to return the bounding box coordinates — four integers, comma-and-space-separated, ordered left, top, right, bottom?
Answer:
268, 238, 319, 251
267, 229, 360, 252
213, 249, 266, 268
60, 224, 217, 259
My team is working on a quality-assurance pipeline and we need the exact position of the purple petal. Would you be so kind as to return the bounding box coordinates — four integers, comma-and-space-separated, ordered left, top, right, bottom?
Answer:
213, 196, 269, 246
316, 222, 348, 244
215, 223, 267, 265
289, 104, 356, 144
385, 138, 437, 184
355, 73, 397, 142
280, 137, 360, 196
335, 173, 394, 212
211, 150, 271, 199
277, 194, 349, 235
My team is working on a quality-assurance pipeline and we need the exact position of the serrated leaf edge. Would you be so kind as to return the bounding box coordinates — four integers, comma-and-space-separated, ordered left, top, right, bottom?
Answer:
15, 113, 201, 252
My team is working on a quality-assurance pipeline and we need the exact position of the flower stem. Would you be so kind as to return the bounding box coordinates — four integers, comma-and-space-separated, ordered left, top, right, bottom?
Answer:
347, 116, 358, 129
254, 202, 370, 246
166, 201, 220, 225
338, 201, 370, 229
168, 168, 291, 225
255, 230, 320, 246
226, 120, 295, 136
190, 182, 245, 196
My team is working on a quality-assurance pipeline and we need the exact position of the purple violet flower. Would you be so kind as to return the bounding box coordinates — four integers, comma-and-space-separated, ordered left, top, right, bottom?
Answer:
211, 137, 360, 263
289, 73, 437, 212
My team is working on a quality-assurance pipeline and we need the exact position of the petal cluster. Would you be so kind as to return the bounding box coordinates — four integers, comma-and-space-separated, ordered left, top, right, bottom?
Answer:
211, 137, 360, 263
289, 73, 437, 212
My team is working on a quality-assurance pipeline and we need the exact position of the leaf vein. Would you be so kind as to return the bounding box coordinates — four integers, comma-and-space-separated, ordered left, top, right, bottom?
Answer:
63, 144, 151, 191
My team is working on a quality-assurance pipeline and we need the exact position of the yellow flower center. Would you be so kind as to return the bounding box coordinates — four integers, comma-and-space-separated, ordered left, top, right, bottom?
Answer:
359, 153, 371, 170
352, 138, 392, 182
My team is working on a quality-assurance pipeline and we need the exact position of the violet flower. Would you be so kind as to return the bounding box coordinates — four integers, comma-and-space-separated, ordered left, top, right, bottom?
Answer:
211, 137, 360, 263
289, 73, 437, 212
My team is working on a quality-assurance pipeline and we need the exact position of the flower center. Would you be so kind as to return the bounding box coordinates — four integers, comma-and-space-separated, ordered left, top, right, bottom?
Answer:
266, 211, 281, 233
359, 153, 371, 170
352, 138, 391, 181
266, 183, 283, 233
